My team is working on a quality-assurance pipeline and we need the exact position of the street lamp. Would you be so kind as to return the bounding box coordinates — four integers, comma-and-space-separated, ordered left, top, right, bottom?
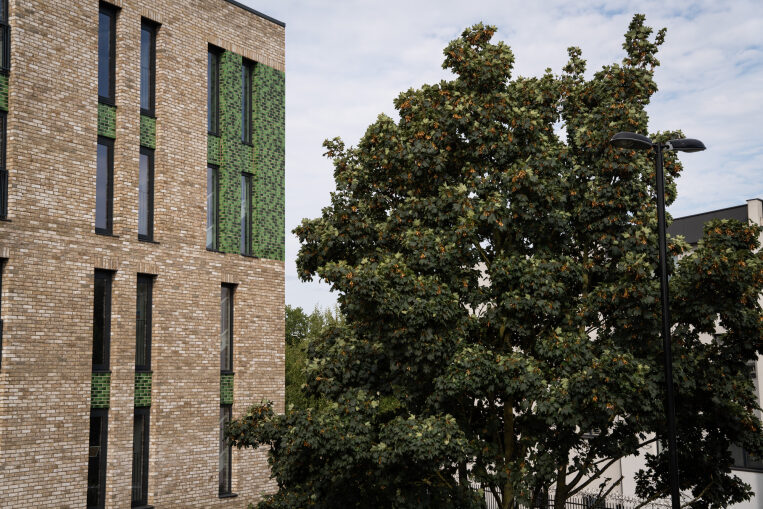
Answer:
610, 132, 706, 509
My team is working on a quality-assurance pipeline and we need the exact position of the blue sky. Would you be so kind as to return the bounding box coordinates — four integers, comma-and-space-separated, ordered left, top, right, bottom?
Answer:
238, 0, 763, 311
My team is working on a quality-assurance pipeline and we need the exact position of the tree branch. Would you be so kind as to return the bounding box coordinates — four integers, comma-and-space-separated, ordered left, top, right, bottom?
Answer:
680, 480, 714, 508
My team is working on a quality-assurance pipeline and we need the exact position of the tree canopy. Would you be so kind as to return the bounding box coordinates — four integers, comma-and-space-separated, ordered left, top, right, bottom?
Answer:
229, 15, 763, 509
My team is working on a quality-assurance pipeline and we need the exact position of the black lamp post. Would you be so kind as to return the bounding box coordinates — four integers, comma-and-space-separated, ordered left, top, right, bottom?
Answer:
610, 132, 705, 509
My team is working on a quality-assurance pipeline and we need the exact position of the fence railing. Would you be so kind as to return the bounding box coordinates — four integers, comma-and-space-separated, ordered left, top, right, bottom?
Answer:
473, 484, 670, 509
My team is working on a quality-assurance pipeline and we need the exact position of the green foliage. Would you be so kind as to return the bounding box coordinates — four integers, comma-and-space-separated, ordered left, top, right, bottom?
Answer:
232, 16, 763, 509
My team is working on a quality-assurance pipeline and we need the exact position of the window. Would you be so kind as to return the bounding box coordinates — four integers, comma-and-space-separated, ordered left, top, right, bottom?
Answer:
731, 361, 763, 471
0, 111, 6, 220
92, 270, 112, 372
131, 407, 150, 507
95, 137, 113, 235
219, 404, 232, 496
87, 409, 109, 509
139, 20, 156, 116
0, 259, 4, 370
241, 60, 253, 144
135, 275, 152, 371
138, 148, 154, 241
207, 47, 220, 135
98, 4, 116, 104
220, 284, 233, 373
240, 174, 252, 255
0, 0, 10, 72
206, 165, 218, 250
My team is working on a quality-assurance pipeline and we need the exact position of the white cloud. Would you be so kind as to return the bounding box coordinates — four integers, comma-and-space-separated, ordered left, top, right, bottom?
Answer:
240, 0, 763, 310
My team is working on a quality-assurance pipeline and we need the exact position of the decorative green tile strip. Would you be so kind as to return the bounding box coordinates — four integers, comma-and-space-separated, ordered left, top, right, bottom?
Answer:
140, 115, 156, 149
217, 50, 255, 253
97, 103, 116, 139
207, 134, 221, 165
0, 73, 8, 112
220, 373, 234, 405
134, 371, 152, 407
91, 372, 111, 409
253, 63, 285, 261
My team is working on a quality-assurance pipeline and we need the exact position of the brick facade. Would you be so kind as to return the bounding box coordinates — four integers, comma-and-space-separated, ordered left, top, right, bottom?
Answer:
0, 1, 285, 507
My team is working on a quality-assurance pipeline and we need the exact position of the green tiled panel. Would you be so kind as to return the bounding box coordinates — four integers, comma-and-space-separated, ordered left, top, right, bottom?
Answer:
134, 371, 152, 407
220, 373, 234, 405
0, 73, 8, 112
218, 50, 255, 254
98, 103, 116, 139
253, 64, 285, 261
207, 134, 221, 165
140, 115, 156, 149
91, 372, 111, 409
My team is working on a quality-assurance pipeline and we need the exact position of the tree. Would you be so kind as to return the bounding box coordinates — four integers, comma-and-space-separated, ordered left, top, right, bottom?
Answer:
230, 15, 763, 509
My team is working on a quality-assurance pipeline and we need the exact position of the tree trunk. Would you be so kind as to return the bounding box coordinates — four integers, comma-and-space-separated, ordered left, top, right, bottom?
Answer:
501, 401, 515, 509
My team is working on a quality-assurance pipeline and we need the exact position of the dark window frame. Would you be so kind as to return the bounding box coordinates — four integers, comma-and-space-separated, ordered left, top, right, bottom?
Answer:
135, 274, 152, 372
207, 46, 221, 136
241, 60, 254, 145
131, 406, 150, 507
219, 404, 233, 497
98, 3, 117, 105
0, 111, 6, 220
138, 147, 154, 241
139, 19, 157, 117
0, 259, 4, 370
240, 173, 252, 256
95, 136, 114, 235
206, 164, 219, 251
220, 284, 234, 374
92, 270, 112, 372
87, 408, 109, 509
0, 0, 9, 74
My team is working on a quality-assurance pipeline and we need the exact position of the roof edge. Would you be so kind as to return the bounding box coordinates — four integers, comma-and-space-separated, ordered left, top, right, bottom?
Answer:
222, 0, 285, 28
671, 204, 747, 221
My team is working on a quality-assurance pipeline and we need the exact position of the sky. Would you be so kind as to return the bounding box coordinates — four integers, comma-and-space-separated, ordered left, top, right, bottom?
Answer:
237, 0, 763, 311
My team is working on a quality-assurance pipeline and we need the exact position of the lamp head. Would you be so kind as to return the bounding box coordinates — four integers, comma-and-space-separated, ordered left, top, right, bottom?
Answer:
666, 138, 706, 153
610, 132, 653, 150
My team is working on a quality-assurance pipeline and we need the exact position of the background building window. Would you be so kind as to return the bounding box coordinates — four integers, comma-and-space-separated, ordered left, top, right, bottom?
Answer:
95, 137, 114, 235
0, 259, 4, 369
92, 270, 112, 372
135, 275, 152, 371
140, 20, 156, 116
0, 111, 6, 220
88, 409, 109, 509
241, 60, 253, 144
0, 0, 9, 72
138, 148, 154, 241
206, 165, 218, 250
131, 407, 150, 507
731, 361, 763, 471
219, 404, 232, 496
207, 47, 220, 135
240, 174, 252, 255
98, 4, 116, 104
220, 284, 233, 373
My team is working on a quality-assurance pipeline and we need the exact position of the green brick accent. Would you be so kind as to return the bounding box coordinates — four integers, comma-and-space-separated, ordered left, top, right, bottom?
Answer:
207, 134, 221, 165
0, 73, 8, 112
140, 115, 156, 149
253, 64, 285, 261
134, 371, 152, 407
220, 373, 234, 405
98, 103, 116, 139
91, 372, 111, 409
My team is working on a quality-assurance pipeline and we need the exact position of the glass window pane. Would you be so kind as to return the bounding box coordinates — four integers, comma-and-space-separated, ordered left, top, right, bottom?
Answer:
219, 405, 232, 494
138, 151, 152, 239
95, 142, 111, 232
98, 9, 113, 100
207, 51, 219, 133
135, 277, 151, 369
206, 166, 217, 250
220, 286, 231, 371
87, 411, 107, 508
131, 412, 149, 505
92, 271, 110, 369
140, 25, 153, 112
240, 175, 251, 255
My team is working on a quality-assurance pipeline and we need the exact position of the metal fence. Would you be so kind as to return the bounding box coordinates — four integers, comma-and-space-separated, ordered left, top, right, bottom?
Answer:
474, 485, 670, 509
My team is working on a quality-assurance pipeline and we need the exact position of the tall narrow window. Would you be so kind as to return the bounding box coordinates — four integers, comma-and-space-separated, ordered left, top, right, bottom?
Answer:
0, 111, 7, 220
131, 407, 150, 506
95, 137, 114, 235
206, 165, 218, 250
0, 0, 9, 72
140, 20, 156, 116
87, 409, 109, 509
240, 174, 252, 255
92, 270, 112, 372
98, 4, 116, 104
220, 284, 233, 373
138, 148, 154, 241
241, 60, 253, 144
0, 259, 4, 369
135, 275, 152, 371
207, 47, 220, 135
219, 404, 232, 496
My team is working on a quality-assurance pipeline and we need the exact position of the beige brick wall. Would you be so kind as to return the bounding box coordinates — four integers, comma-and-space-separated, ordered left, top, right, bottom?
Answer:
0, 1, 285, 507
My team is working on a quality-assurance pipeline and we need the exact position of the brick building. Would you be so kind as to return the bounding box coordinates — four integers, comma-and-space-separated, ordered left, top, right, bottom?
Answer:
0, 1, 285, 507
